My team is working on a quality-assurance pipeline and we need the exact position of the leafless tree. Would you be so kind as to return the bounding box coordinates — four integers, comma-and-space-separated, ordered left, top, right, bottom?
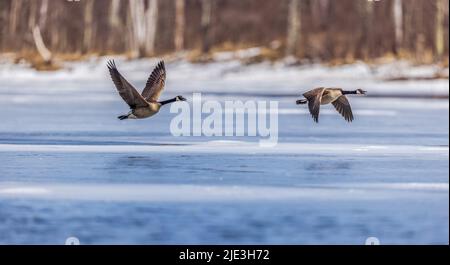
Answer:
393, 0, 403, 54
435, 0, 447, 58
109, 0, 121, 27
83, 0, 95, 53
174, 0, 185, 52
200, 0, 212, 54
286, 0, 301, 56
0, 0, 447, 63
31, 0, 52, 64
129, 0, 158, 57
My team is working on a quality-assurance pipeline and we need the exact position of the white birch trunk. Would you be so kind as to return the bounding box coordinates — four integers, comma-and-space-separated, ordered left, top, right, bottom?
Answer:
31, 0, 52, 64
129, 0, 158, 57
129, 0, 146, 57
32, 26, 52, 63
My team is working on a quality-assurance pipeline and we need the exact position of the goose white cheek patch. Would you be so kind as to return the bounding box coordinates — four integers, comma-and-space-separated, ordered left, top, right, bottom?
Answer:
170, 93, 279, 147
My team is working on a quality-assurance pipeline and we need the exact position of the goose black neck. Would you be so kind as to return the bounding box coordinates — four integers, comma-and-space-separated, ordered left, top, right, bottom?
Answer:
159, 97, 177, 106
342, 90, 357, 95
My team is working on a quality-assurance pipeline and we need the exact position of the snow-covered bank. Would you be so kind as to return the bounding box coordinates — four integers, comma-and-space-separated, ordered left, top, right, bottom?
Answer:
0, 55, 448, 98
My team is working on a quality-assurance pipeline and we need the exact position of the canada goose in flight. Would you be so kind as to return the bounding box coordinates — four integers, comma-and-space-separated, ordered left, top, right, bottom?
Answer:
296, 88, 366, 123
107, 60, 186, 120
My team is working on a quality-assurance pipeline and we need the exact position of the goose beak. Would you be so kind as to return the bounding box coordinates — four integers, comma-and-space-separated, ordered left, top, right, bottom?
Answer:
358, 89, 367, 95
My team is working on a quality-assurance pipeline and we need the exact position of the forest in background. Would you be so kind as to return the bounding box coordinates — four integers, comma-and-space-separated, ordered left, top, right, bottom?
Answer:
0, 0, 448, 69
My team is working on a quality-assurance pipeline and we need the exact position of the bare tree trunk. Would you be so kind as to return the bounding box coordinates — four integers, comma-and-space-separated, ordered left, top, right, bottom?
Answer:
39, 0, 49, 28
129, 0, 145, 57
129, 0, 158, 57
0, 1, 5, 50
28, 0, 38, 30
364, 0, 374, 58
435, 0, 446, 58
109, 0, 121, 27
9, 0, 23, 34
414, 2, 425, 62
31, 0, 52, 64
200, 0, 212, 54
144, 0, 158, 56
83, 0, 95, 53
126, 7, 136, 56
32, 26, 52, 63
174, 0, 185, 52
108, 0, 122, 52
393, 0, 403, 55
286, 0, 301, 57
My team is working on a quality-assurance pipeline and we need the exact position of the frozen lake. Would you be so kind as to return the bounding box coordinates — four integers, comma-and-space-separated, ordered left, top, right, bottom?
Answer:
0, 60, 448, 244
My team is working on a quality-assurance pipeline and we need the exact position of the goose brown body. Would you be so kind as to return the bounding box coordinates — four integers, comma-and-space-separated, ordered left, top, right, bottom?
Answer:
131, 103, 161, 119
319, 89, 344, 105
298, 87, 366, 123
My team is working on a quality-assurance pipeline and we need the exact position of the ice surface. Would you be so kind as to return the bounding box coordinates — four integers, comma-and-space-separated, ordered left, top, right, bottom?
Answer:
0, 59, 448, 244
0, 182, 447, 202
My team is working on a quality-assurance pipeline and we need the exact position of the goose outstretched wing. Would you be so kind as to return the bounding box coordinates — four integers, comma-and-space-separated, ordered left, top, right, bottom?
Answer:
303, 87, 325, 123
141, 61, 166, 102
332, 95, 354, 122
107, 60, 148, 109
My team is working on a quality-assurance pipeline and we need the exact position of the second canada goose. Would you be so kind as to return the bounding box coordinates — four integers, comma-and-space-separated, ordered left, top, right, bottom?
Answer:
296, 88, 366, 123
107, 60, 186, 120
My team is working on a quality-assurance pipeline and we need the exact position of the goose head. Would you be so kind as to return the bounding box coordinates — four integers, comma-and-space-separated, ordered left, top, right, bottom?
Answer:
175, 95, 187, 101
356, 89, 367, 95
